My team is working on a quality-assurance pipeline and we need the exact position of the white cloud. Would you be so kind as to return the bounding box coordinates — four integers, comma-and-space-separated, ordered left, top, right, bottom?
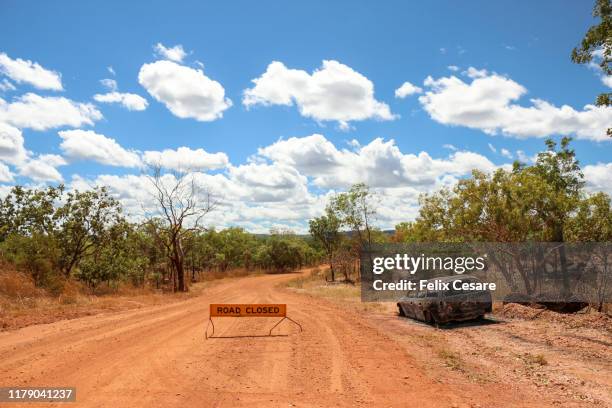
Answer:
154, 43, 188, 63
488, 143, 497, 153
65, 134, 518, 232
0, 93, 102, 131
70, 167, 316, 227
243, 60, 395, 129
258, 134, 498, 189
143, 146, 229, 171
500, 148, 513, 159
59, 129, 141, 168
395, 81, 422, 98
443, 144, 457, 151
96, 78, 148, 111
19, 154, 66, 182
228, 162, 310, 202
0, 79, 16, 92
516, 150, 537, 163
584, 163, 612, 196
138, 60, 232, 121
0, 123, 28, 165
463, 67, 488, 78
447, 65, 459, 72
100, 78, 117, 91
417, 68, 612, 141
586, 48, 612, 88
107, 66, 116, 76
0, 162, 13, 182
0, 52, 63, 91
93, 91, 148, 111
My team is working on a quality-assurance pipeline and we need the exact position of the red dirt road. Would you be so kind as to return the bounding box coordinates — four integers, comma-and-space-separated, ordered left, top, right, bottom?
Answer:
0, 271, 583, 407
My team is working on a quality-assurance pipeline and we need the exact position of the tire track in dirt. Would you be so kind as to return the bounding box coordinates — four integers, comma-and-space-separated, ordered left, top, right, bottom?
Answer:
0, 270, 574, 407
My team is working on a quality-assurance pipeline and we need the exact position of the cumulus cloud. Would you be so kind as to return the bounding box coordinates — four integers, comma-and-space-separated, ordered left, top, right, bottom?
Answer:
65, 133, 518, 232
0, 79, 16, 92
228, 162, 310, 202
416, 68, 612, 141
70, 165, 316, 228
19, 154, 66, 182
95, 78, 148, 111
59, 129, 141, 168
143, 146, 229, 171
154, 43, 187, 63
584, 163, 612, 196
0, 162, 13, 182
258, 134, 498, 189
0, 93, 102, 131
0, 52, 63, 91
395, 81, 422, 98
93, 91, 148, 111
0, 123, 28, 165
138, 60, 232, 121
243, 60, 395, 129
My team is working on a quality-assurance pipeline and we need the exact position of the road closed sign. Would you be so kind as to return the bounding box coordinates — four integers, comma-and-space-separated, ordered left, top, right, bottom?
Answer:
210, 304, 287, 317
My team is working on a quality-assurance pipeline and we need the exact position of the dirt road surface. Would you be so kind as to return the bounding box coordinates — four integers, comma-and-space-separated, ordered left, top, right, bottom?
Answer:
0, 270, 607, 407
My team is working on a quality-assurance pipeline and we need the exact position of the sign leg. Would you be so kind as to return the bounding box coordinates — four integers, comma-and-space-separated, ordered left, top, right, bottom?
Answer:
205, 318, 215, 339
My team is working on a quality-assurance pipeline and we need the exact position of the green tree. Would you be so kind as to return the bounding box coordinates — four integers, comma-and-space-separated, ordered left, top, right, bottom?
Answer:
309, 208, 341, 281
329, 183, 377, 251
571, 0, 611, 136
0, 185, 63, 240
55, 187, 125, 277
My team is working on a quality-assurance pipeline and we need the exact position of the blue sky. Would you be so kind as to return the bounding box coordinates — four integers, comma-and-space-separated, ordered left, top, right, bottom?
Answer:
0, 1, 610, 232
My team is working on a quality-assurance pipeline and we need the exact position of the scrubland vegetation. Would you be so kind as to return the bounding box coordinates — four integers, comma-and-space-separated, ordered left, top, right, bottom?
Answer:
1, 137, 610, 329
0, 169, 324, 323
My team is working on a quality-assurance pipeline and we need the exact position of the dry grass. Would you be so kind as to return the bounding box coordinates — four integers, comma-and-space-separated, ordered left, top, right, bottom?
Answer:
287, 267, 359, 299
520, 352, 548, 367
198, 267, 265, 282
0, 265, 241, 331
0, 269, 43, 299
438, 349, 465, 372
285, 267, 389, 314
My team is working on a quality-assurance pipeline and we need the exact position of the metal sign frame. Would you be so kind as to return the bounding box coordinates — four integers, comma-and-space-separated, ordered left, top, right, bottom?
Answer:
205, 303, 302, 339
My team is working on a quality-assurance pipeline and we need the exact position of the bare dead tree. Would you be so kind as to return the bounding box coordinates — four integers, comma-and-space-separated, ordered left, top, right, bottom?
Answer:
144, 165, 215, 292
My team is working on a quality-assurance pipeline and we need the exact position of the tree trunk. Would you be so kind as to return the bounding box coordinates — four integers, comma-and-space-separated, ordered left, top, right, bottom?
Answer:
552, 224, 570, 298
177, 260, 186, 292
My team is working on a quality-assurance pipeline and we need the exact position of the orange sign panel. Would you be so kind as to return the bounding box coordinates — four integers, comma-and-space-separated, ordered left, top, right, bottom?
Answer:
210, 304, 287, 317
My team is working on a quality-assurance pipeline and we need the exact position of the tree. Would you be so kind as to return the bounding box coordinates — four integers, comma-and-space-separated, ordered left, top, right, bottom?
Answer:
395, 138, 611, 300
145, 166, 215, 292
55, 188, 125, 277
309, 209, 341, 281
571, 0, 611, 136
329, 183, 377, 252
565, 192, 612, 242
76, 221, 146, 291
0, 185, 63, 240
